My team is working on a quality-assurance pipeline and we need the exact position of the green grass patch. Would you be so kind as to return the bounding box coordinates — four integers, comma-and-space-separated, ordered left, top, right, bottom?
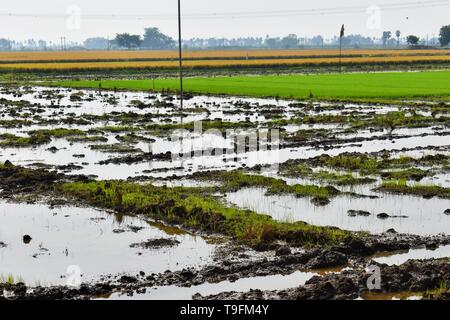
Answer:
66, 135, 108, 143
280, 164, 377, 186
0, 128, 87, 148
378, 180, 450, 199
89, 144, 141, 154
30, 128, 85, 138
0, 274, 24, 285
0, 132, 51, 147
193, 170, 341, 199
380, 168, 430, 181
424, 282, 450, 300
304, 154, 449, 177
58, 180, 352, 249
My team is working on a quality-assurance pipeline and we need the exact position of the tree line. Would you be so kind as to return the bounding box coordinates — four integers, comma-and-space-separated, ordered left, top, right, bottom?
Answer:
1, 25, 450, 51
94, 25, 450, 50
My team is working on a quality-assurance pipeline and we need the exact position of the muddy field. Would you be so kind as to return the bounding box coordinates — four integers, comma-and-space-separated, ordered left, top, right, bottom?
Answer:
0, 85, 449, 300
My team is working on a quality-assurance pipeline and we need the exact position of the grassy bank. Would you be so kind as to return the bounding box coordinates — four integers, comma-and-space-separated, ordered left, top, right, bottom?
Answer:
58, 180, 352, 249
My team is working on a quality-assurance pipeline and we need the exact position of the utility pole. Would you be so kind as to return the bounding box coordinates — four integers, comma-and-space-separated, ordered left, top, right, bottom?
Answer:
60, 37, 67, 51
178, 0, 184, 110
339, 24, 345, 73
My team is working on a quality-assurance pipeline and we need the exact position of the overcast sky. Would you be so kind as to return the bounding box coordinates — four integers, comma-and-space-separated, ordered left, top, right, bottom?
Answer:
1, 0, 449, 43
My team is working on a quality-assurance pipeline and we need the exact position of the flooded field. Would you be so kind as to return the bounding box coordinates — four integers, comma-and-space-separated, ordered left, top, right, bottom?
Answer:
0, 85, 449, 300
0, 201, 215, 286
1, 87, 448, 180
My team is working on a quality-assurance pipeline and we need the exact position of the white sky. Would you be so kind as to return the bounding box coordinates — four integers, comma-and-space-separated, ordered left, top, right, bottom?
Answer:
0, 0, 448, 43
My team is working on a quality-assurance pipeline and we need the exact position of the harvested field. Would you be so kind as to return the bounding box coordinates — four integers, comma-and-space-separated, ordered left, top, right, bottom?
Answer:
0, 49, 449, 72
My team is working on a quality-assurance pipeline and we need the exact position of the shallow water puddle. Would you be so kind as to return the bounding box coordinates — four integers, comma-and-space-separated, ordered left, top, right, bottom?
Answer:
371, 244, 450, 266
359, 291, 421, 300
100, 271, 317, 300
226, 188, 450, 235
0, 201, 215, 286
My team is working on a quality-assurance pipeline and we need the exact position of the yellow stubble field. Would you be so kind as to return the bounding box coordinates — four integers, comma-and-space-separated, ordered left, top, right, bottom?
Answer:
0, 49, 448, 70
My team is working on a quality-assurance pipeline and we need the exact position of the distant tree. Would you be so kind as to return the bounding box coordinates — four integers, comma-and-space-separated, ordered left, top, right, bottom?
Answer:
387, 38, 397, 47
281, 34, 299, 49
115, 33, 142, 49
340, 34, 374, 47
38, 40, 47, 50
0, 38, 12, 51
382, 31, 392, 47
309, 35, 324, 47
439, 25, 450, 46
84, 37, 110, 50
395, 30, 401, 47
264, 36, 281, 48
406, 35, 420, 46
142, 27, 175, 50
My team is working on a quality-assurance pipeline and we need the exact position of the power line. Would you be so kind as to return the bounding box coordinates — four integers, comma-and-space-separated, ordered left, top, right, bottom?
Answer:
0, 0, 449, 21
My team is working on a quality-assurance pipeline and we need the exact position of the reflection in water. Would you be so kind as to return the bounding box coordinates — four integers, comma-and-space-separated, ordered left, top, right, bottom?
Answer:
0, 201, 215, 286
101, 270, 318, 300
360, 291, 421, 300
371, 245, 450, 266
226, 187, 450, 235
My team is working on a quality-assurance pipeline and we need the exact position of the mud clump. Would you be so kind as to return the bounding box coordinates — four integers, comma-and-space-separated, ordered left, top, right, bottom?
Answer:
305, 251, 348, 269
0, 162, 91, 200
23, 235, 32, 244
275, 246, 292, 256
198, 258, 450, 301
119, 275, 139, 284
0, 162, 62, 194
311, 197, 330, 206
377, 213, 408, 219
129, 238, 181, 249
347, 210, 371, 217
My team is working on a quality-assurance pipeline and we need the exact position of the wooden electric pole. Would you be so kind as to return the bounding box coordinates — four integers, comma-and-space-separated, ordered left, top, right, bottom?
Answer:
178, 0, 184, 110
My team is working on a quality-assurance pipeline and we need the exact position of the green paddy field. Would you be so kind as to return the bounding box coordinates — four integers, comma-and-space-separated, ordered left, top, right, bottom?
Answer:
54, 70, 450, 100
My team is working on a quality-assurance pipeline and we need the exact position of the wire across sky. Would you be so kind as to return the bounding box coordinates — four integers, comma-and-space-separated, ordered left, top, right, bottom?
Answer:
0, 0, 449, 21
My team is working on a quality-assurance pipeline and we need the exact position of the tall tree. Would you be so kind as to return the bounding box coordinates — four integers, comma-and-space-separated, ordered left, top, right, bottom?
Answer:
142, 28, 175, 50
439, 25, 450, 46
382, 31, 392, 47
115, 33, 142, 49
406, 35, 420, 46
395, 30, 401, 47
